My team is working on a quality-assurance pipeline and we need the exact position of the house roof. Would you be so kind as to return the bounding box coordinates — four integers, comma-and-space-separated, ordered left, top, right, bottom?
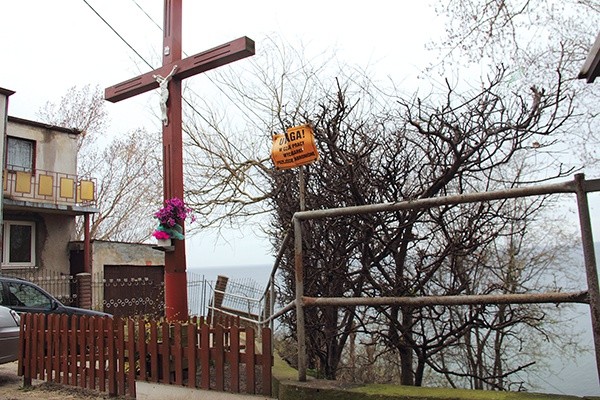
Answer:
7, 115, 81, 135
0, 87, 16, 97
579, 32, 600, 83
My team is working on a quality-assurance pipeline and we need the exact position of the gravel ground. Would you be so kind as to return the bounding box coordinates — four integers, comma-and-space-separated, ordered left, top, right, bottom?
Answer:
0, 361, 127, 400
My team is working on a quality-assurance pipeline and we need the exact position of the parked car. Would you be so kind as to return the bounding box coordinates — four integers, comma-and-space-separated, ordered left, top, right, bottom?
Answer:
0, 305, 20, 364
0, 276, 111, 318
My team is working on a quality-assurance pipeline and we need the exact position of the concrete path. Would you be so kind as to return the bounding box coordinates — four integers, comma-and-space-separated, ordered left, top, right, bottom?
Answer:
136, 381, 275, 400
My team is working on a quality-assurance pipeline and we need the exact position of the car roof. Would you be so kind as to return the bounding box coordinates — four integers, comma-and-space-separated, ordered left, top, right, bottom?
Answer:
0, 276, 32, 283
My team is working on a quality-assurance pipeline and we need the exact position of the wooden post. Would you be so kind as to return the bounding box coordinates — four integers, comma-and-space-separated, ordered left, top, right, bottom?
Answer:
104, 0, 254, 321
574, 173, 600, 384
294, 216, 307, 382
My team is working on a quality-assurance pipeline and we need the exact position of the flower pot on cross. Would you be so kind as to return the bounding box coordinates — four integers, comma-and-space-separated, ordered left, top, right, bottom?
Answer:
152, 198, 194, 249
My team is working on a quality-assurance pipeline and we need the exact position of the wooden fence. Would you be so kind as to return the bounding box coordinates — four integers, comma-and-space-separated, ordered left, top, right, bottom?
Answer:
18, 313, 272, 398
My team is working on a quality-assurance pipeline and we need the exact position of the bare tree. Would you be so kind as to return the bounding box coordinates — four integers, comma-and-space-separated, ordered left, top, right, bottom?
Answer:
180, 36, 580, 387
429, 0, 600, 170
37, 85, 162, 242
85, 129, 162, 241
37, 85, 107, 153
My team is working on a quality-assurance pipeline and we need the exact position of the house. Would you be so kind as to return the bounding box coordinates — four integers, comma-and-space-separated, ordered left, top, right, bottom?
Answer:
0, 87, 170, 316
2, 114, 98, 276
579, 32, 600, 83
0, 88, 15, 224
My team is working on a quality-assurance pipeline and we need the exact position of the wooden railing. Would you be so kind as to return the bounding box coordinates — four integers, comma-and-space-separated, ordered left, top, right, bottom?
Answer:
18, 314, 272, 398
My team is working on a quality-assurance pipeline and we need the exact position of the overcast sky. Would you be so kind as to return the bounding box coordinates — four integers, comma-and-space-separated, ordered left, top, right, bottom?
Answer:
1, 1, 597, 270
0, 1, 445, 268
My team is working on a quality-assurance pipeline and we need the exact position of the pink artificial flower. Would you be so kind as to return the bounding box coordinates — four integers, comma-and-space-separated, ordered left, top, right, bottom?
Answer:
152, 230, 171, 240
154, 197, 194, 228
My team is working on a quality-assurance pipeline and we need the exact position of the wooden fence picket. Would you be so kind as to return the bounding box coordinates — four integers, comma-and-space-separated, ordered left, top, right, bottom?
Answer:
68, 315, 77, 386
245, 328, 256, 394
230, 324, 240, 392
98, 316, 106, 392
200, 322, 210, 389
187, 321, 196, 389
106, 316, 116, 396
18, 313, 272, 397
127, 317, 136, 397
60, 314, 69, 385
149, 320, 159, 382
174, 322, 183, 385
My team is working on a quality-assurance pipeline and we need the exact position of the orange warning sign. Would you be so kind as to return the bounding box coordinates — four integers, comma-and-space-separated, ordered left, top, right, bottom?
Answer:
271, 125, 319, 170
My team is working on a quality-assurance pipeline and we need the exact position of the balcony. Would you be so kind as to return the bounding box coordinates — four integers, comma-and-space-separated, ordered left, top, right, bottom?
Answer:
3, 167, 97, 212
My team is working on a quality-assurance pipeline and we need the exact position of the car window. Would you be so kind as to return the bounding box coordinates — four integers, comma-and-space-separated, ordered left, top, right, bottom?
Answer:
6, 282, 52, 309
0, 286, 6, 306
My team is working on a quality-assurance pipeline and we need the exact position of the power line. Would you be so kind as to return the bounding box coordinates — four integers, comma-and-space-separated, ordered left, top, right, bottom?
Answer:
130, 0, 163, 32
84, 0, 258, 150
124, 0, 262, 145
82, 0, 154, 70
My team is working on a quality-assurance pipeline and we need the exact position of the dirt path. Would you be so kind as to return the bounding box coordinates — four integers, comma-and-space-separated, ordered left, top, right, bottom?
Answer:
0, 361, 125, 400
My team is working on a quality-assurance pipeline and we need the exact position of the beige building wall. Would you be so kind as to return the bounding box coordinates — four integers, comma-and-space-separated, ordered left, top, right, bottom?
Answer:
2, 115, 82, 273
0, 88, 15, 243
40, 213, 76, 273
1, 210, 75, 274
6, 117, 78, 175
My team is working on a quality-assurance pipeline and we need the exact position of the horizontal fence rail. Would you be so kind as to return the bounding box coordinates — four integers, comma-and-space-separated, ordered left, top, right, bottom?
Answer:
18, 313, 273, 398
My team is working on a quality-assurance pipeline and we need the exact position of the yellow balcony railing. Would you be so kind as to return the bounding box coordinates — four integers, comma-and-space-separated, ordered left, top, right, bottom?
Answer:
3, 167, 97, 208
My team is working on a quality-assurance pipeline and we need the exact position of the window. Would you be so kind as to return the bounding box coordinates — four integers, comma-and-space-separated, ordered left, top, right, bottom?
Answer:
4, 281, 52, 311
2, 221, 36, 268
6, 136, 34, 172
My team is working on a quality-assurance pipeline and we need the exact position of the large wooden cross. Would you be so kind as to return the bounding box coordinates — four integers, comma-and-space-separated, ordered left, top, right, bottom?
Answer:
105, 1, 255, 321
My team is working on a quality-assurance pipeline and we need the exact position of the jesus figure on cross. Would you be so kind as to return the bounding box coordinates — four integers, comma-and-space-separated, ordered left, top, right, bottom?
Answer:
153, 65, 178, 126
105, 0, 254, 321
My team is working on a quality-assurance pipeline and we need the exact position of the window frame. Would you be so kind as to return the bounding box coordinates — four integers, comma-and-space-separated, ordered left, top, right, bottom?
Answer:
5, 136, 36, 172
2, 220, 36, 269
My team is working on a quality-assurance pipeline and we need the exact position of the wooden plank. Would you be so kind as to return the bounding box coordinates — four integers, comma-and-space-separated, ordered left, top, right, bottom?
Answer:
245, 329, 255, 394
137, 319, 147, 380
230, 325, 240, 393
21, 314, 32, 384
78, 316, 87, 389
18, 313, 33, 385
174, 322, 183, 385
161, 322, 170, 384
127, 318, 136, 398
88, 317, 96, 390
60, 315, 69, 385
30, 314, 37, 379
186, 322, 197, 389
261, 327, 272, 396
149, 320, 159, 382
36, 313, 44, 379
215, 325, 224, 391
97, 317, 106, 392
69, 316, 77, 386
107, 317, 116, 396
116, 318, 126, 395
52, 314, 60, 382
44, 315, 51, 382
46, 314, 54, 382
104, 37, 255, 103
200, 323, 210, 389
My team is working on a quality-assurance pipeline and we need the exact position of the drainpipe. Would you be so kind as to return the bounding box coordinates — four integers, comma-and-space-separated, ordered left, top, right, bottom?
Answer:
84, 213, 91, 273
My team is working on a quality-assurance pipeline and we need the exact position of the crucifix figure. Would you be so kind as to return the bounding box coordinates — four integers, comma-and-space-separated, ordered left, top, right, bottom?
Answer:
153, 65, 178, 126
105, 0, 255, 321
